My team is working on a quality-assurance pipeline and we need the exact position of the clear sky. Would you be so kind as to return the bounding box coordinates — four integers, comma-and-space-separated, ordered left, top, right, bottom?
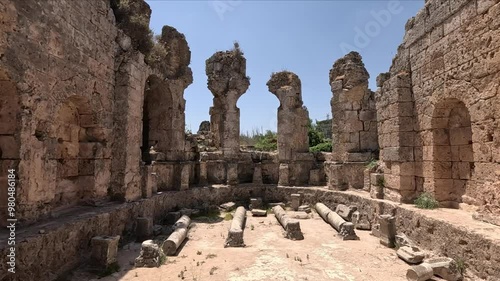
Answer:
146, 0, 424, 134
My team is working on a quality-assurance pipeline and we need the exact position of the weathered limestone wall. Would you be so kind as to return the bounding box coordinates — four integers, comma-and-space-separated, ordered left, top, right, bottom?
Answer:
0, 0, 129, 223
1, 186, 498, 281
326, 52, 378, 190
377, 0, 500, 207
206, 45, 249, 158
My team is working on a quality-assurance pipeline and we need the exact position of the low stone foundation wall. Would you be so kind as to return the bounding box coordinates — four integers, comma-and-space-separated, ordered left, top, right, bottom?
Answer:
1, 185, 498, 281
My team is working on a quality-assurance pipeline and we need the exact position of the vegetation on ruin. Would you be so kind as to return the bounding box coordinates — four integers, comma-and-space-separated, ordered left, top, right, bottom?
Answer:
308, 119, 332, 152
366, 159, 379, 171
414, 192, 439, 209
454, 257, 468, 276
110, 0, 154, 56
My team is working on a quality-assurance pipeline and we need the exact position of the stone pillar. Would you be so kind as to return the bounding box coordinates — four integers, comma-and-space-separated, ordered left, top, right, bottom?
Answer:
379, 214, 396, 248
272, 205, 304, 240
206, 44, 250, 158
225, 206, 247, 247
266, 71, 309, 162
90, 236, 120, 268
146, 26, 193, 161
326, 52, 378, 190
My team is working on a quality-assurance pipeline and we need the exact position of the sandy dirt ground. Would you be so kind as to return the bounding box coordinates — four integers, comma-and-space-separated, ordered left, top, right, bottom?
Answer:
70, 210, 446, 281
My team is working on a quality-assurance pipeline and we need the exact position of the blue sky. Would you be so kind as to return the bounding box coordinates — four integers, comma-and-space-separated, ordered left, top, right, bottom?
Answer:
147, 0, 424, 134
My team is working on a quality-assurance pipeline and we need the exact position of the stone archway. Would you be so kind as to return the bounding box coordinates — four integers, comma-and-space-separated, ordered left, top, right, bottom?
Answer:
431, 99, 474, 208
142, 75, 174, 163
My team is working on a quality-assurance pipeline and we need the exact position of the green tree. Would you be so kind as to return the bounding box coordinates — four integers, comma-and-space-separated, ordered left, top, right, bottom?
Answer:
254, 130, 277, 151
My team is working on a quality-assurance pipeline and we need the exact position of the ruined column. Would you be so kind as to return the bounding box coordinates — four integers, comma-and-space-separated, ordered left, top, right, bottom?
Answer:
272, 205, 304, 240
315, 203, 359, 240
326, 52, 378, 190
206, 43, 250, 158
163, 215, 191, 255
225, 206, 247, 247
266, 71, 309, 162
136, 217, 153, 242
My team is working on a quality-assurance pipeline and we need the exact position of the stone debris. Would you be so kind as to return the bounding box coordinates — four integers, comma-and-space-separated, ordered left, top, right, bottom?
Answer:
292, 211, 310, 220
371, 223, 381, 237
273, 205, 304, 240
249, 198, 263, 210
225, 206, 247, 247
335, 204, 357, 221
220, 202, 236, 211
290, 194, 302, 211
135, 240, 164, 268
397, 246, 425, 264
351, 211, 371, 230
136, 217, 153, 242
90, 236, 120, 268
378, 214, 396, 248
425, 257, 462, 281
251, 209, 267, 217
395, 233, 415, 248
298, 205, 311, 213
163, 215, 191, 256
315, 203, 359, 240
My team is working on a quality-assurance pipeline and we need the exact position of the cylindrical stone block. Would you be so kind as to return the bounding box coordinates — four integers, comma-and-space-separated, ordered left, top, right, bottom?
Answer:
162, 227, 188, 256
379, 214, 396, 248
291, 194, 301, 211
327, 210, 346, 232
225, 206, 247, 247
315, 203, 332, 220
406, 263, 434, 281
174, 215, 191, 229
273, 205, 303, 240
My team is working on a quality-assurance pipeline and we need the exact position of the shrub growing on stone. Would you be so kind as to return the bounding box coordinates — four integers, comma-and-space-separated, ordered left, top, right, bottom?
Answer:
414, 193, 439, 209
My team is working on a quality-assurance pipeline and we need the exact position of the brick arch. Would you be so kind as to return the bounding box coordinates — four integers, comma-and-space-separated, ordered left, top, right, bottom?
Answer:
430, 98, 473, 208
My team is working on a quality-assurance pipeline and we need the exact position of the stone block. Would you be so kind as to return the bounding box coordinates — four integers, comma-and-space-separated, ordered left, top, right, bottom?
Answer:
351, 211, 371, 230
425, 257, 462, 281
397, 246, 425, 264
406, 263, 434, 281
290, 193, 301, 211
136, 217, 153, 242
379, 214, 396, 248
226, 162, 238, 185
335, 204, 357, 221
371, 223, 381, 237
90, 235, 120, 268
251, 209, 267, 217
220, 202, 236, 211
298, 205, 311, 213
249, 198, 263, 210
180, 164, 190, 190
278, 163, 290, 186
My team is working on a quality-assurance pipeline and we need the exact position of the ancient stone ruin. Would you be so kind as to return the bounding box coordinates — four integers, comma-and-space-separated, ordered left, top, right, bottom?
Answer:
0, 0, 499, 280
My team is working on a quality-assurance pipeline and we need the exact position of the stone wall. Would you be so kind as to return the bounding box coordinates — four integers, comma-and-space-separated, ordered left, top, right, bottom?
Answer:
326, 52, 378, 190
0, 0, 129, 224
376, 0, 500, 207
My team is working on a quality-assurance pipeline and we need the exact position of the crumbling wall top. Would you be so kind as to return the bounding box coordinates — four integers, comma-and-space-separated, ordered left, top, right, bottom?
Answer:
329, 51, 369, 89
206, 44, 250, 96
266, 71, 301, 94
